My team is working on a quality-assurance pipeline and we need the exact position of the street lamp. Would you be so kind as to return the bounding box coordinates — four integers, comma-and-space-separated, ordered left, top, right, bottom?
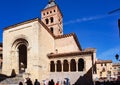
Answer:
115, 54, 119, 61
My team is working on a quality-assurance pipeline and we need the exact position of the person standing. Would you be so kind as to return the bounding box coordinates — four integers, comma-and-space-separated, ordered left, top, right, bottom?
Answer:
34, 79, 40, 85
19, 82, 23, 85
56, 81, 59, 85
48, 80, 51, 85
26, 78, 33, 85
51, 79, 55, 85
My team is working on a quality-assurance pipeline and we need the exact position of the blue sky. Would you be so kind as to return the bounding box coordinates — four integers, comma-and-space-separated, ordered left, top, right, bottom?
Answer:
0, 0, 120, 62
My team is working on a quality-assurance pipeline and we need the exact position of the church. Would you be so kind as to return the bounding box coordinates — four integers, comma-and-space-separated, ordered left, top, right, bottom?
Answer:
2, 0, 96, 84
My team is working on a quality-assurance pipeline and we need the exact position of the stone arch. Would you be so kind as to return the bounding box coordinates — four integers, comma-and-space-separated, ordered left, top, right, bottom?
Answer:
12, 38, 28, 73
56, 60, 62, 72
63, 60, 69, 72
78, 58, 84, 71
70, 59, 76, 72
12, 38, 28, 48
50, 61, 55, 72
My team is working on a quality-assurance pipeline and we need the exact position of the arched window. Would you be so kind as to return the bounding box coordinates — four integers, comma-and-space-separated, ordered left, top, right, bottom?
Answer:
50, 17, 54, 23
56, 60, 62, 72
70, 59, 76, 72
45, 18, 49, 24
78, 58, 84, 71
63, 60, 69, 72
50, 27, 54, 33
50, 61, 55, 72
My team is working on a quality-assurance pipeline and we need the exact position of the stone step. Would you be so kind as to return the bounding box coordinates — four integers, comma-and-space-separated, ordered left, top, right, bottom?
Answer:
0, 74, 24, 85
49, 72, 86, 85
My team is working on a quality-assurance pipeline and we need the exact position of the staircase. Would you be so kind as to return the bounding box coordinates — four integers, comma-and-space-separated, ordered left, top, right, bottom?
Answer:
49, 71, 86, 85
0, 74, 24, 85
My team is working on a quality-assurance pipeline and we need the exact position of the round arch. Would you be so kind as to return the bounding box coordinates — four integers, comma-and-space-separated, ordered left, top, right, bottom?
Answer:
56, 60, 62, 72
63, 60, 69, 72
12, 38, 28, 49
70, 59, 76, 72
12, 38, 28, 73
78, 58, 84, 71
50, 61, 55, 72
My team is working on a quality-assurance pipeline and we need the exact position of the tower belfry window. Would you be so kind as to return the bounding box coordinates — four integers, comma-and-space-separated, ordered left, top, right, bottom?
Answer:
50, 27, 54, 33
43, 13, 45, 16
50, 17, 54, 23
45, 18, 49, 24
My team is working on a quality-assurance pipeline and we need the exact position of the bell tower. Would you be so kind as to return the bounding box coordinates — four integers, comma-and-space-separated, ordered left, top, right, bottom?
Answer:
41, 0, 63, 36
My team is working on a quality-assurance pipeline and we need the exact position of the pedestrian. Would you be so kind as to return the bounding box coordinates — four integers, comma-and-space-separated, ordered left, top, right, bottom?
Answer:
63, 80, 66, 85
48, 80, 51, 85
56, 81, 59, 85
26, 77, 33, 85
43, 80, 48, 85
19, 82, 23, 85
34, 79, 40, 85
51, 79, 55, 85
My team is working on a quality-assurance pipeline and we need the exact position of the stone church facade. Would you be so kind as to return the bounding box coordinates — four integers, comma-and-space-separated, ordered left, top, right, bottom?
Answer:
2, 0, 96, 84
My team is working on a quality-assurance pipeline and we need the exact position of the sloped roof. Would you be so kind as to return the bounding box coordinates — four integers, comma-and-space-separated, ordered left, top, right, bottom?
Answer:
112, 63, 120, 66
47, 51, 94, 59
42, 0, 63, 17
44, 1, 57, 9
4, 18, 54, 37
4, 18, 82, 51
96, 60, 112, 64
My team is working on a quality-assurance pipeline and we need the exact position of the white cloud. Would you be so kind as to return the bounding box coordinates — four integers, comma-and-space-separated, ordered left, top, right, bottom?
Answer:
64, 15, 106, 25
64, 13, 120, 25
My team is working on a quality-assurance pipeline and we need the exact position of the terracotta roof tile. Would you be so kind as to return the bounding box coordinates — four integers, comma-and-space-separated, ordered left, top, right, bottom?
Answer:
47, 51, 93, 59
96, 60, 112, 64
112, 63, 120, 66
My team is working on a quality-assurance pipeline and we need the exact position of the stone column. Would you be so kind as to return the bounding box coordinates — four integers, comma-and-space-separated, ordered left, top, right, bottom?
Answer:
15, 50, 19, 74
76, 59, 78, 72
61, 60, 63, 72
68, 60, 70, 72
54, 60, 57, 72
84, 60, 86, 71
